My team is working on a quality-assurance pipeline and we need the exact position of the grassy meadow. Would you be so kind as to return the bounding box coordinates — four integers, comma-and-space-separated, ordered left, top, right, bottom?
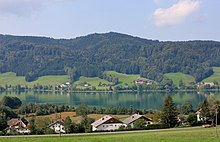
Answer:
104, 71, 145, 87
164, 72, 195, 87
0, 72, 69, 87
1, 127, 220, 142
1, 67, 220, 89
74, 71, 146, 89
203, 67, 220, 83
74, 76, 113, 90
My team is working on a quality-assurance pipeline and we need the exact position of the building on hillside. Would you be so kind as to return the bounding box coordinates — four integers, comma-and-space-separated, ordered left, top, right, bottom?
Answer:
134, 79, 153, 85
197, 82, 215, 88
91, 115, 126, 131
123, 114, 153, 128
48, 119, 65, 133
7, 118, 30, 134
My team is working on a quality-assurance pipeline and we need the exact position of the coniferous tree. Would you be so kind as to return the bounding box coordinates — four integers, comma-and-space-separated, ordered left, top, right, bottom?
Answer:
161, 95, 178, 128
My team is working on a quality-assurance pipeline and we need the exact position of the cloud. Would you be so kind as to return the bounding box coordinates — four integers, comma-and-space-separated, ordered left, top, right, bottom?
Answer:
153, 0, 200, 27
0, 0, 63, 17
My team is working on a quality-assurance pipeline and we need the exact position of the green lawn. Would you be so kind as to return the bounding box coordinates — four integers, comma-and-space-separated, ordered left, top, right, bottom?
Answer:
164, 72, 195, 87
0, 72, 69, 87
1, 127, 220, 142
203, 67, 220, 83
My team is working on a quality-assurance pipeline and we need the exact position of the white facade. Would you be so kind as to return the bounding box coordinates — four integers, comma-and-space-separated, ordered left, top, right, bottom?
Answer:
49, 122, 65, 133
16, 128, 31, 134
92, 123, 126, 131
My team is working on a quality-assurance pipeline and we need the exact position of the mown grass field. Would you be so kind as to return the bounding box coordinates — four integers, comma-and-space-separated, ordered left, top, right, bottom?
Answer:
164, 72, 195, 87
203, 67, 220, 83
0, 72, 69, 87
1, 127, 220, 142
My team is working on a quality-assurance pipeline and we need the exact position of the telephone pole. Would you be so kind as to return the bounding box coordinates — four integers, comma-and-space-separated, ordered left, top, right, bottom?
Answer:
216, 108, 218, 137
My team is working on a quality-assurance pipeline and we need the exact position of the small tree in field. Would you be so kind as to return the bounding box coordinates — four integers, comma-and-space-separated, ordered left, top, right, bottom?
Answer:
161, 95, 178, 128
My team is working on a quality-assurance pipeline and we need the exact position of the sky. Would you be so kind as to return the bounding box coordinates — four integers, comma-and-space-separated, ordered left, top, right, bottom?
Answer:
0, 0, 219, 41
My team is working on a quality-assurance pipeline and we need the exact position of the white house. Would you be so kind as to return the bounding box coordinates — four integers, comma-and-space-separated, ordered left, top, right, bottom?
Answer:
197, 82, 215, 88
91, 115, 126, 131
48, 119, 65, 133
7, 118, 30, 134
123, 114, 153, 128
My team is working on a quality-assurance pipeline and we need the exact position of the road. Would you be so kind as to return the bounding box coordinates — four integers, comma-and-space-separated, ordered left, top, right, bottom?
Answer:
1, 126, 203, 138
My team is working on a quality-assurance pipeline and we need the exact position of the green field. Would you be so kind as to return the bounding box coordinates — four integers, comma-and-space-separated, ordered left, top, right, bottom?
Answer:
0, 72, 69, 87
203, 67, 220, 83
104, 71, 146, 87
164, 72, 195, 87
1, 127, 220, 142
74, 76, 113, 90
74, 71, 146, 89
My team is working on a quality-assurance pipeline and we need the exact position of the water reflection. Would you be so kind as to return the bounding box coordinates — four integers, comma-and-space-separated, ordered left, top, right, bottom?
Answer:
0, 91, 219, 110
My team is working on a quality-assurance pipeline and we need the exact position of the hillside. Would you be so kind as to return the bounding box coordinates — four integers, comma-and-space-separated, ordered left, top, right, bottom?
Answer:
164, 73, 195, 87
202, 67, 220, 83
0, 72, 69, 87
104, 71, 146, 87
0, 32, 220, 83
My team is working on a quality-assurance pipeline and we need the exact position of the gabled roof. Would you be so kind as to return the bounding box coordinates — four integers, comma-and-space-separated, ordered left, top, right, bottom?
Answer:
123, 114, 152, 125
7, 118, 28, 127
91, 115, 123, 127
48, 120, 64, 127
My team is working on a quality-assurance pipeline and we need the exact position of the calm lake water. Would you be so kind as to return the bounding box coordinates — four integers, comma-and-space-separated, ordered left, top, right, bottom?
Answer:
0, 91, 219, 110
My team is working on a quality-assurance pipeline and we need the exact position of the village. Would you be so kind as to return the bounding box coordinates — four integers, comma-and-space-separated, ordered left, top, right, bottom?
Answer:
4, 101, 214, 135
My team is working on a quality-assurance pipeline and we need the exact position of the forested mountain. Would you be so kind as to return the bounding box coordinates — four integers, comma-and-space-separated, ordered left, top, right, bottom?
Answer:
0, 32, 220, 83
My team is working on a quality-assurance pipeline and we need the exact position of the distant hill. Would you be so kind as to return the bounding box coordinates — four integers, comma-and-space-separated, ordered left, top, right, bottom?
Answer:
0, 32, 220, 83
202, 67, 220, 83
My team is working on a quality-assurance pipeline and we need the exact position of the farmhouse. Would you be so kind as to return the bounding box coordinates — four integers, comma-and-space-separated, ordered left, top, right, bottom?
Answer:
197, 82, 215, 88
123, 114, 153, 128
91, 115, 126, 131
48, 119, 65, 133
134, 79, 153, 85
7, 118, 30, 134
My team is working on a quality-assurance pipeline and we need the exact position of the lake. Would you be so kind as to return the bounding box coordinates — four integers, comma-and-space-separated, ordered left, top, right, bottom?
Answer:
0, 91, 219, 110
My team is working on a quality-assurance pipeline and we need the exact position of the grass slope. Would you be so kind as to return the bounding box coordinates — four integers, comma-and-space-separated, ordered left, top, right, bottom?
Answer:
74, 77, 113, 90
164, 73, 195, 87
203, 67, 220, 83
0, 72, 69, 87
104, 71, 145, 87
1, 127, 220, 142
74, 71, 146, 89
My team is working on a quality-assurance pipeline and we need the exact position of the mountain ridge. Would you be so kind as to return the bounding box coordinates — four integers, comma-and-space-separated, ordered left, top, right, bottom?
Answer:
0, 32, 220, 83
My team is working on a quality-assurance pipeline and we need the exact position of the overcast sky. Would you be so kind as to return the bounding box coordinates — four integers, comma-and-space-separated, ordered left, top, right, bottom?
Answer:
0, 0, 219, 41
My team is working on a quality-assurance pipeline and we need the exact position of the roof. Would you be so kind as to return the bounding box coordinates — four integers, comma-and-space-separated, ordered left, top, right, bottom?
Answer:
48, 120, 64, 127
7, 118, 28, 127
123, 114, 152, 125
91, 115, 123, 127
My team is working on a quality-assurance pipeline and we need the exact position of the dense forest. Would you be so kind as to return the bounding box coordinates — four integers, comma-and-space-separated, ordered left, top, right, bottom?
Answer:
0, 32, 220, 83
